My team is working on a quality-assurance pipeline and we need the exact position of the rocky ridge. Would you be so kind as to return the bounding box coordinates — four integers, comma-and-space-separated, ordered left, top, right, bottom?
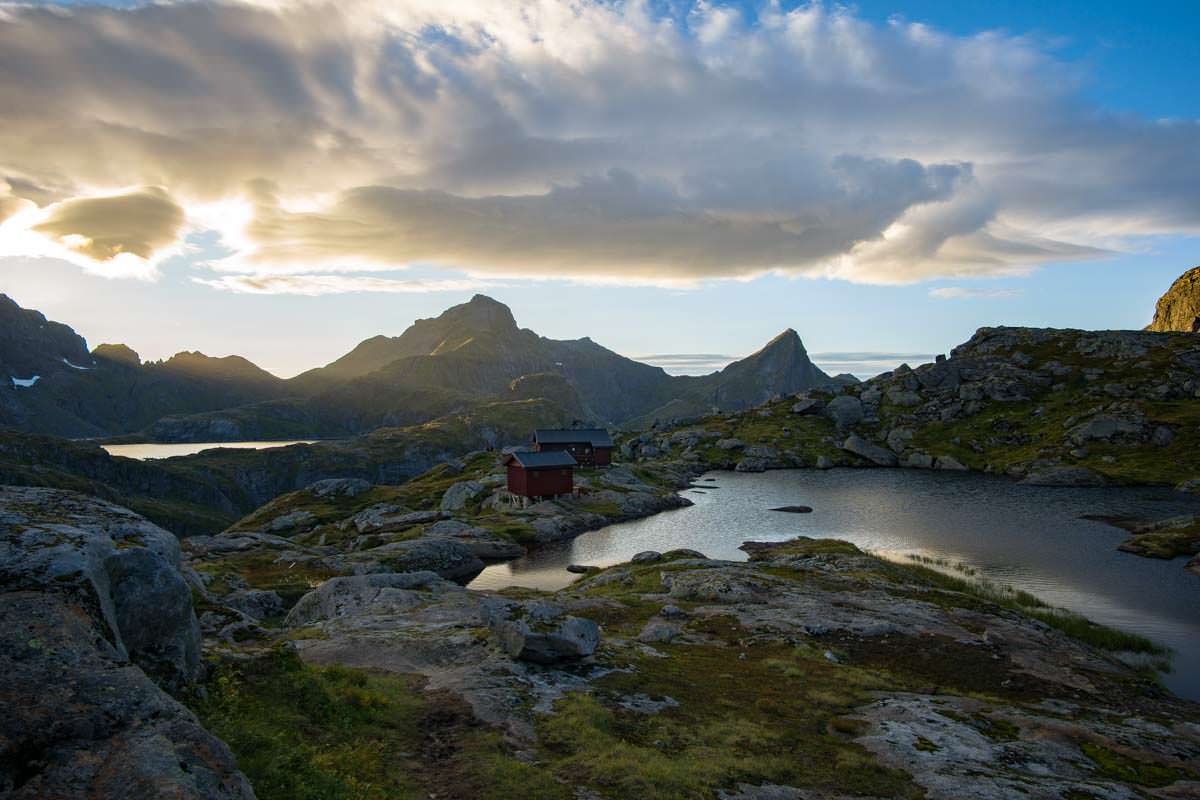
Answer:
0, 486, 253, 797
1148, 266, 1200, 333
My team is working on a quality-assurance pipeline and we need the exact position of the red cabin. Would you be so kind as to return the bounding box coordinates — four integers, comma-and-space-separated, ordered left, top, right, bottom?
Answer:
504, 450, 576, 500
533, 428, 614, 467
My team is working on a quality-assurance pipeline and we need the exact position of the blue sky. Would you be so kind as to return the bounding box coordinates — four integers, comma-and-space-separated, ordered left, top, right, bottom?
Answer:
1, 1, 1196, 377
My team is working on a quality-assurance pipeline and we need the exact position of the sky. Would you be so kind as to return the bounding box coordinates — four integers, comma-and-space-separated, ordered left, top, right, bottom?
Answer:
0, 0, 1197, 378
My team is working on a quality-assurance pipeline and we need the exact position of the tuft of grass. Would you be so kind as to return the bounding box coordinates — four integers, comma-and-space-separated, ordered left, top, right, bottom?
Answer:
1080, 741, 1193, 787
191, 647, 570, 800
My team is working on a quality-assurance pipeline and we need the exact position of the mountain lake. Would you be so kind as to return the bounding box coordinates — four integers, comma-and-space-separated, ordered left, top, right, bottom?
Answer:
470, 468, 1200, 701
102, 441, 318, 459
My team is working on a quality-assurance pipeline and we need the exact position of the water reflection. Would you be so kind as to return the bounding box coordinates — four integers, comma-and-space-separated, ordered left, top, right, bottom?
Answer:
102, 441, 318, 460
470, 468, 1200, 700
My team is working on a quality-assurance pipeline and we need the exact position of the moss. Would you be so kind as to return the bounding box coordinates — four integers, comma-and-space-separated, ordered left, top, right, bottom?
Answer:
1079, 741, 1191, 787
744, 538, 863, 560
914, 736, 940, 752
534, 633, 919, 800
190, 647, 570, 800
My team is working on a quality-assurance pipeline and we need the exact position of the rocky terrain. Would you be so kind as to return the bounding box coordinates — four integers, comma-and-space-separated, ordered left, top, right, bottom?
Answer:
5, 459, 1200, 798
0, 487, 253, 798
1148, 266, 1200, 333
624, 326, 1200, 569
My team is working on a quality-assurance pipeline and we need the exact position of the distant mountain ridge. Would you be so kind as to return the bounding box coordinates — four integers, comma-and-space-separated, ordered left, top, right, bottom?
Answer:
0, 293, 841, 439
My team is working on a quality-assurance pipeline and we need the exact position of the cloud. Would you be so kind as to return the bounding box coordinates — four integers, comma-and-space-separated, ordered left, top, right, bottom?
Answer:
194, 273, 502, 296
0, 0, 1196, 286
32, 186, 184, 262
929, 286, 1021, 300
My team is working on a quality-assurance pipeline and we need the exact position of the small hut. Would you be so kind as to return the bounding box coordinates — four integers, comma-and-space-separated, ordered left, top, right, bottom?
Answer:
533, 428, 614, 467
503, 450, 576, 500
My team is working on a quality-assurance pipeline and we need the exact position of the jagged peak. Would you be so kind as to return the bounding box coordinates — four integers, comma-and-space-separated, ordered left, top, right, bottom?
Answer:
93, 343, 140, 365
756, 328, 807, 355
436, 294, 517, 332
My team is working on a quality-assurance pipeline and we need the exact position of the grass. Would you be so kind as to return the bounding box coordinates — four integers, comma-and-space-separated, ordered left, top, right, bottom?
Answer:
191, 647, 570, 800
900, 559, 1168, 655
535, 628, 920, 800
1079, 741, 1194, 787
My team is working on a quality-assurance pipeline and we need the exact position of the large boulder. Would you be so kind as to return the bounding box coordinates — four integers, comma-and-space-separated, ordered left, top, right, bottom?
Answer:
440, 480, 486, 512
481, 599, 600, 664
0, 486, 201, 689
355, 537, 485, 582
823, 396, 864, 431
0, 487, 253, 798
842, 434, 898, 467
0, 593, 255, 799
1147, 266, 1200, 333
285, 571, 455, 627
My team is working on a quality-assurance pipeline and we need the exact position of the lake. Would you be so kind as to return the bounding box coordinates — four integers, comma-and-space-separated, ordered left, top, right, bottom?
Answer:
102, 441, 318, 460
470, 468, 1200, 700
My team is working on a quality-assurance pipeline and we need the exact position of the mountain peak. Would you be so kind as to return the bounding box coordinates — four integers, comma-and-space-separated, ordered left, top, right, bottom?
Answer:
758, 328, 807, 355
440, 294, 518, 333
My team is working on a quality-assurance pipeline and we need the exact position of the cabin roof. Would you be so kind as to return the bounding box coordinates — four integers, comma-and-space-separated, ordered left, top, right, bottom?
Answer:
534, 428, 614, 447
504, 450, 578, 469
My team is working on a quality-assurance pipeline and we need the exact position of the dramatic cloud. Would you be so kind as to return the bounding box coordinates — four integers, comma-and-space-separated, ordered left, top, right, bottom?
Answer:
0, 0, 1196, 289
32, 187, 184, 262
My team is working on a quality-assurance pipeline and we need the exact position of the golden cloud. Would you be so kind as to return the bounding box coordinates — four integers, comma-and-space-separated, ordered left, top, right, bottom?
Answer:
32, 187, 185, 262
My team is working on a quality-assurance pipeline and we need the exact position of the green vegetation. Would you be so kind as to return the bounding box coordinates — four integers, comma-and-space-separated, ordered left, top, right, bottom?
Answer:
1079, 741, 1194, 787
192, 647, 570, 800
899, 559, 1167, 655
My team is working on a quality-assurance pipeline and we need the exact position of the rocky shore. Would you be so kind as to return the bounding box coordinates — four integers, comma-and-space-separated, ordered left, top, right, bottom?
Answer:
5, 483, 1200, 799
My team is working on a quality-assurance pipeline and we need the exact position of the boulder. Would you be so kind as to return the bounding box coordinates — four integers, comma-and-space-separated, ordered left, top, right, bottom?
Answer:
842, 435, 898, 467
482, 599, 600, 664
934, 455, 969, 471
267, 509, 316, 533
791, 398, 824, 415
440, 480, 486, 512
886, 427, 914, 454
423, 520, 526, 559
308, 478, 372, 498
735, 458, 768, 473
224, 588, 285, 621
715, 438, 745, 450
823, 396, 864, 431
358, 537, 485, 581
285, 571, 452, 626
0, 486, 201, 689
0, 592, 254, 800
631, 550, 663, 564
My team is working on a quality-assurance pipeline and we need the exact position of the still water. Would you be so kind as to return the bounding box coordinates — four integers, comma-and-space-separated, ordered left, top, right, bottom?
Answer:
102, 441, 317, 460
470, 469, 1200, 700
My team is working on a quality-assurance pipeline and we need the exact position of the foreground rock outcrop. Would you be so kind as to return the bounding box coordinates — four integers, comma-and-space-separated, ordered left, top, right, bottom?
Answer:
0, 487, 254, 798
1148, 266, 1200, 333
196, 537, 1200, 800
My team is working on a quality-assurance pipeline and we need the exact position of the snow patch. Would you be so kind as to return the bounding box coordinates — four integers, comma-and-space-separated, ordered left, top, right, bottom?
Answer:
62, 357, 91, 370
11, 375, 40, 388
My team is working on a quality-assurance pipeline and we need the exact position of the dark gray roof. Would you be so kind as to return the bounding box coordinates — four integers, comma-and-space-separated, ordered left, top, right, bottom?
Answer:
534, 428, 614, 447
505, 450, 577, 469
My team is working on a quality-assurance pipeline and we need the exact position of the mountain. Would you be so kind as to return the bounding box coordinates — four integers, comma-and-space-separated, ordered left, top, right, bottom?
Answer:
0, 292, 840, 440
0, 294, 290, 437
1148, 266, 1200, 333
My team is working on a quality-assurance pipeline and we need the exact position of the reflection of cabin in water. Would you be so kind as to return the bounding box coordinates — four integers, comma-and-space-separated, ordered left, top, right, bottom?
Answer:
533, 428, 614, 467
503, 450, 576, 500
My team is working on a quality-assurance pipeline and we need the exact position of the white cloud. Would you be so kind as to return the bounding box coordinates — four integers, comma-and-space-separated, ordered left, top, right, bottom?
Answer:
929, 286, 1021, 300
193, 273, 503, 296
0, 0, 1195, 287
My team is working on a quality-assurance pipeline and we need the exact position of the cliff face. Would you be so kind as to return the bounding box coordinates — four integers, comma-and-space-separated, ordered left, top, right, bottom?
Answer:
1148, 266, 1200, 333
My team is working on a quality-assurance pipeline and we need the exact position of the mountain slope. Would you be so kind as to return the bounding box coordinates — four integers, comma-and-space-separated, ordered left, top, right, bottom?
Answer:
0, 294, 290, 437
1148, 266, 1200, 333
